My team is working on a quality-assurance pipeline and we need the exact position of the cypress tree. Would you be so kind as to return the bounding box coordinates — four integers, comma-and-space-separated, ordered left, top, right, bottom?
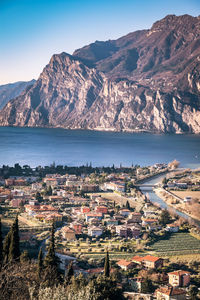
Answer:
126, 200, 130, 210
9, 215, 20, 262
0, 219, 3, 265
37, 248, 43, 280
3, 230, 11, 263
104, 251, 110, 277
44, 221, 58, 268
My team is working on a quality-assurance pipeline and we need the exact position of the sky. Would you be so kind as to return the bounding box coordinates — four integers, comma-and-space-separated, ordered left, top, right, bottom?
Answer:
0, 0, 199, 85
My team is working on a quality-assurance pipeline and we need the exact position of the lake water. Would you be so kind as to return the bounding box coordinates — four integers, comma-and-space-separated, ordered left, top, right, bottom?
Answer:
0, 127, 200, 168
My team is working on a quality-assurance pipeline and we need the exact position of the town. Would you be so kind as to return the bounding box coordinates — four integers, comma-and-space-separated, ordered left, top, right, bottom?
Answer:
0, 161, 200, 299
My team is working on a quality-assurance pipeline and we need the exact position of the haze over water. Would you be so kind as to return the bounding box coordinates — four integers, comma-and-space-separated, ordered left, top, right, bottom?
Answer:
1, 127, 200, 168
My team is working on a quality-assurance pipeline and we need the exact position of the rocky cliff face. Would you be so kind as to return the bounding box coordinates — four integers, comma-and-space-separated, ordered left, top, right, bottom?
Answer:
0, 80, 35, 109
0, 14, 200, 133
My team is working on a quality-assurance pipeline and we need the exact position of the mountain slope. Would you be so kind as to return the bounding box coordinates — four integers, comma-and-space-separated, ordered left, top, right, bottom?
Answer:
0, 14, 200, 133
0, 80, 36, 109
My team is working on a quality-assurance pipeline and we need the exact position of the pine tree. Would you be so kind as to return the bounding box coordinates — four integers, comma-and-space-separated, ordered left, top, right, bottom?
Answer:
3, 230, 11, 263
104, 251, 110, 277
37, 248, 43, 280
8, 215, 20, 262
0, 219, 3, 266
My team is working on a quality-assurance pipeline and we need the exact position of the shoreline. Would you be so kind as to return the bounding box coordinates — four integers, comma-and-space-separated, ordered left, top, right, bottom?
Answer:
0, 125, 199, 135
154, 187, 200, 223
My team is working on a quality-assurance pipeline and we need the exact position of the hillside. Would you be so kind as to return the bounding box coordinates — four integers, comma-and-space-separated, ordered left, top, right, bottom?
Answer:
0, 15, 200, 133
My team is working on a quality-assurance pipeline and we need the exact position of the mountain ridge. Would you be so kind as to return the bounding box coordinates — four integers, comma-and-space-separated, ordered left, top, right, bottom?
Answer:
0, 14, 200, 133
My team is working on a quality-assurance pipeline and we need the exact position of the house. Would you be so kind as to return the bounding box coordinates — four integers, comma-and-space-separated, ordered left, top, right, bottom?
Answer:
86, 213, 103, 222
142, 255, 163, 269
81, 206, 90, 214
79, 184, 99, 192
119, 209, 131, 217
95, 206, 108, 214
49, 195, 64, 202
61, 226, 76, 240
104, 181, 125, 192
131, 255, 144, 265
71, 222, 82, 234
156, 287, 186, 300
131, 255, 163, 269
88, 226, 103, 237
129, 212, 142, 223
116, 225, 141, 239
117, 259, 135, 271
165, 224, 179, 233
168, 270, 190, 287
183, 196, 192, 203
11, 198, 25, 207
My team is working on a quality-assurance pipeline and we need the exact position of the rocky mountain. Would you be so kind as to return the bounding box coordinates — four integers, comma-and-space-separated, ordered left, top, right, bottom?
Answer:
0, 80, 36, 109
0, 14, 200, 133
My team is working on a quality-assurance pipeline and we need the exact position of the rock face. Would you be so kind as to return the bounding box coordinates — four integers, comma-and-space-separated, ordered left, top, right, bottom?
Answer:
0, 80, 35, 109
0, 14, 200, 133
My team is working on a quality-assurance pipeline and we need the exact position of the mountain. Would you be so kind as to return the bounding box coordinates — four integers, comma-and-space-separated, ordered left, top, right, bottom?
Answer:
0, 14, 200, 133
0, 80, 36, 110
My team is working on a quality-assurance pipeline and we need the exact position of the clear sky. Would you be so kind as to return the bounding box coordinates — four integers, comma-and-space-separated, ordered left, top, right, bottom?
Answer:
0, 0, 199, 85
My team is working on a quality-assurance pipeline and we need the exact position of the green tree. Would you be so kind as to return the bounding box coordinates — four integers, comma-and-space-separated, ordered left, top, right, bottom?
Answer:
9, 215, 20, 262
20, 250, 29, 263
160, 209, 171, 226
37, 248, 43, 280
125, 200, 130, 210
35, 191, 43, 202
162, 177, 168, 185
65, 261, 74, 283
189, 285, 198, 300
104, 251, 110, 277
44, 222, 57, 268
141, 278, 154, 293
43, 222, 60, 286
0, 219, 3, 266
3, 230, 11, 263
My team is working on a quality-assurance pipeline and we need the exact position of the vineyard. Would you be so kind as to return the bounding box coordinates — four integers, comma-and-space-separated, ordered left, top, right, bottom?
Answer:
151, 232, 200, 256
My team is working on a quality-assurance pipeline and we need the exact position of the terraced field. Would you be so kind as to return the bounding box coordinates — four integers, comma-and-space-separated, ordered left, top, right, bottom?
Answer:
151, 233, 200, 256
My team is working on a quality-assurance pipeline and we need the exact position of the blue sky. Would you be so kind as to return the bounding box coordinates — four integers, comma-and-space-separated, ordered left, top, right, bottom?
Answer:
0, 0, 199, 84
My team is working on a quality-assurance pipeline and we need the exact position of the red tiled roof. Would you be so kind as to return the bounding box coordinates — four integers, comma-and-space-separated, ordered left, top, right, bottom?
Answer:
142, 255, 161, 262
117, 259, 133, 266
132, 255, 144, 262
168, 270, 190, 276
156, 287, 186, 296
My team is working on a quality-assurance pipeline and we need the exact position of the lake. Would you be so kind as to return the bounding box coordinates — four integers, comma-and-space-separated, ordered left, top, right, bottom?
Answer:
0, 127, 200, 168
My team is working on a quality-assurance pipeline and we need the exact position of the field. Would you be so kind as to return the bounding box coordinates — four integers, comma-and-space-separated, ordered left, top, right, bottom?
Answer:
171, 191, 200, 201
150, 232, 200, 257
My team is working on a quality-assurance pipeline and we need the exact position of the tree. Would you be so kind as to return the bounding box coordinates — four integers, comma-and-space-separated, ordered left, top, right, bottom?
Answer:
3, 230, 11, 263
0, 219, 3, 266
104, 251, 110, 277
8, 215, 20, 262
65, 261, 74, 283
141, 278, 154, 293
189, 285, 198, 300
20, 250, 29, 263
160, 209, 171, 226
35, 192, 43, 202
162, 177, 168, 185
125, 200, 130, 210
44, 222, 57, 268
37, 248, 43, 280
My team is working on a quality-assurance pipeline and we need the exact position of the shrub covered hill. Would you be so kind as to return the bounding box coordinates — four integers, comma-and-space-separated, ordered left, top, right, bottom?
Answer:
0, 14, 200, 133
